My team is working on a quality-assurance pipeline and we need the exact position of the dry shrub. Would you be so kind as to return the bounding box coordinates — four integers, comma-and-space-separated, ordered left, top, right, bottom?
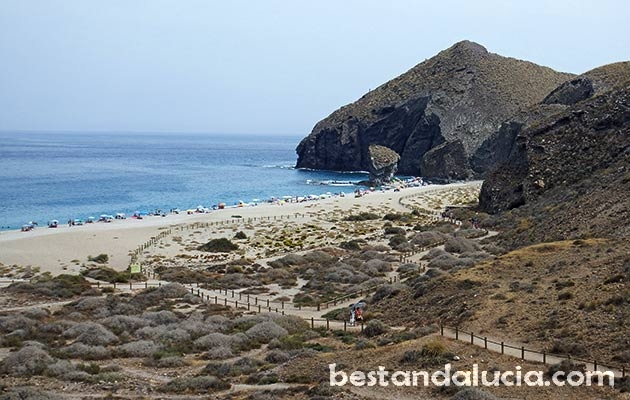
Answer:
265, 349, 290, 364
245, 321, 288, 344
20, 308, 50, 320
427, 253, 472, 270
0, 387, 64, 400
133, 283, 189, 308
0, 345, 54, 376
45, 359, 76, 377
371, 283, 405, 303
194, 332, 237, 351
160, 375, 230, 393
179, 315, 217, 339
141, 310, 181, 326
144, 356, 189, 368
0, 315, 37, 334
102, 315, 149, 335
62, 322, 118, 346
444, 237, 480, 254
274, 315, 309, 334
203, 315, 232, 332
202, 357, 265, 377
411, 231, 447, 247
268, 253, 307, 268
363, 319, 389, 337
6, 275, 93, 299
398, 263, 421, 274
202, 346, 234, 360
59, 343, 111, 360
362, 259, 392, 274
117, 340, 162, 357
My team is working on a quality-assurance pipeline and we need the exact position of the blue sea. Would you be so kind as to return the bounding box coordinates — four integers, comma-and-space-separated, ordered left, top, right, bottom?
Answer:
0, 132, 369, 231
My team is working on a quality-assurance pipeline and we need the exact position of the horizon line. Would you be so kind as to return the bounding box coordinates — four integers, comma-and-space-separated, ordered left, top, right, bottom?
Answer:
0, 129, 304, 137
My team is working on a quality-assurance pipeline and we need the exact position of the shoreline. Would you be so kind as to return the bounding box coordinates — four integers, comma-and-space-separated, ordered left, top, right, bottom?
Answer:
0, 181, 482, 276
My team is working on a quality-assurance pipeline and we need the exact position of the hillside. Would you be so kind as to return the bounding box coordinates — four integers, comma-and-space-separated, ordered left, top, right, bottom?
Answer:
479, 64, 630, 241
374, 238, 630, 368
371, 65, 630, 374
296, 41, 573, 179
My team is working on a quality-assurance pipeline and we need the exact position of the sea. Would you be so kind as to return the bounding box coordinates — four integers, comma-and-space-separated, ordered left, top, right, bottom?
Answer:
0, 131, 369, 231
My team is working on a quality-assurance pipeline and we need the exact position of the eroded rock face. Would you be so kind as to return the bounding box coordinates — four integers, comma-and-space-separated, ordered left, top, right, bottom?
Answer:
480, 78, 630, 214
420, 140, 469, 181
542, 77, 594, 105
296, 41, 573, 179
367, 145, 400, 186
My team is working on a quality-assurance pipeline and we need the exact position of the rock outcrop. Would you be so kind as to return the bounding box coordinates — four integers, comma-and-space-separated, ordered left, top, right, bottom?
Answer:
296, 41, 573, 179
479, 62, 630, 217
366, 145, 400, 186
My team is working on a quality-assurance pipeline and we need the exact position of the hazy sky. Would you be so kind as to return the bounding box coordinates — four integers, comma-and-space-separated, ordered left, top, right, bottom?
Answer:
1, 1, 628, 135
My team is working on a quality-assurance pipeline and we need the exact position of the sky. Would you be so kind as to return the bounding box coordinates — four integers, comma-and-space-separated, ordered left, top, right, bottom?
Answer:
0, 0, 628, 135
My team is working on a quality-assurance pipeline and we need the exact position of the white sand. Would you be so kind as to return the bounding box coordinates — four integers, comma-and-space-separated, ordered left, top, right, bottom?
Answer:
0, 182, 481, 275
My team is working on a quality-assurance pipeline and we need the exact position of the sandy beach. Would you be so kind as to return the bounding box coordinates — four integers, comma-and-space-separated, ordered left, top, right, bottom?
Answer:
0, 182, 482, 276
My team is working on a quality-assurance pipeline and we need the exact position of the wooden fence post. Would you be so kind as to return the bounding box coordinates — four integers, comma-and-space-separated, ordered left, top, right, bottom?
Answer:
521, 346, 525, 360
542, 352, 546, 364
484, 337, 487, 349
455, 326, 459, 340
470, 332, 474, 345
501, 342, 504, 355
326, 319, 330, 330
311, 317, 314, 329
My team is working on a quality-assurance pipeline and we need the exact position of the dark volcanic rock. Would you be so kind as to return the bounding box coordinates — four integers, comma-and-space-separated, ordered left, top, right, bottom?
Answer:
480, 74, 630, 215
542, 77, 594, 105
296, 41, 573, 179
367, 145, 400, 186
420, 140, 469, 181
473, 62, 630, 183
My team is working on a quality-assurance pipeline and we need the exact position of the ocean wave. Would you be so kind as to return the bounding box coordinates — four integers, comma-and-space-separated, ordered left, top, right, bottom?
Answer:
306, 179, 358, 187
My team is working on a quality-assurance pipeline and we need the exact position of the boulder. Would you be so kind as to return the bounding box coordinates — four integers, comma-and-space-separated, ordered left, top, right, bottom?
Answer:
367, 145, 400, 186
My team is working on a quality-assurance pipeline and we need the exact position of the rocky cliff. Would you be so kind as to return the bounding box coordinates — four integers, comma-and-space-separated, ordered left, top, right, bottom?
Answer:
480, 62, 630, 218
296, 41, 573, 179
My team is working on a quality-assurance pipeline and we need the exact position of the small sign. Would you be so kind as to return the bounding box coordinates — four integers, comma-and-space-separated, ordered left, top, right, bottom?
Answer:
130, 263, 141, 274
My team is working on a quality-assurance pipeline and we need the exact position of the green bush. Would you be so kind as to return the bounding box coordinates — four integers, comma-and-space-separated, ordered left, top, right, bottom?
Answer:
197, 238, 238, 253
384, 226, 406, 235
344, 212, 380, 221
